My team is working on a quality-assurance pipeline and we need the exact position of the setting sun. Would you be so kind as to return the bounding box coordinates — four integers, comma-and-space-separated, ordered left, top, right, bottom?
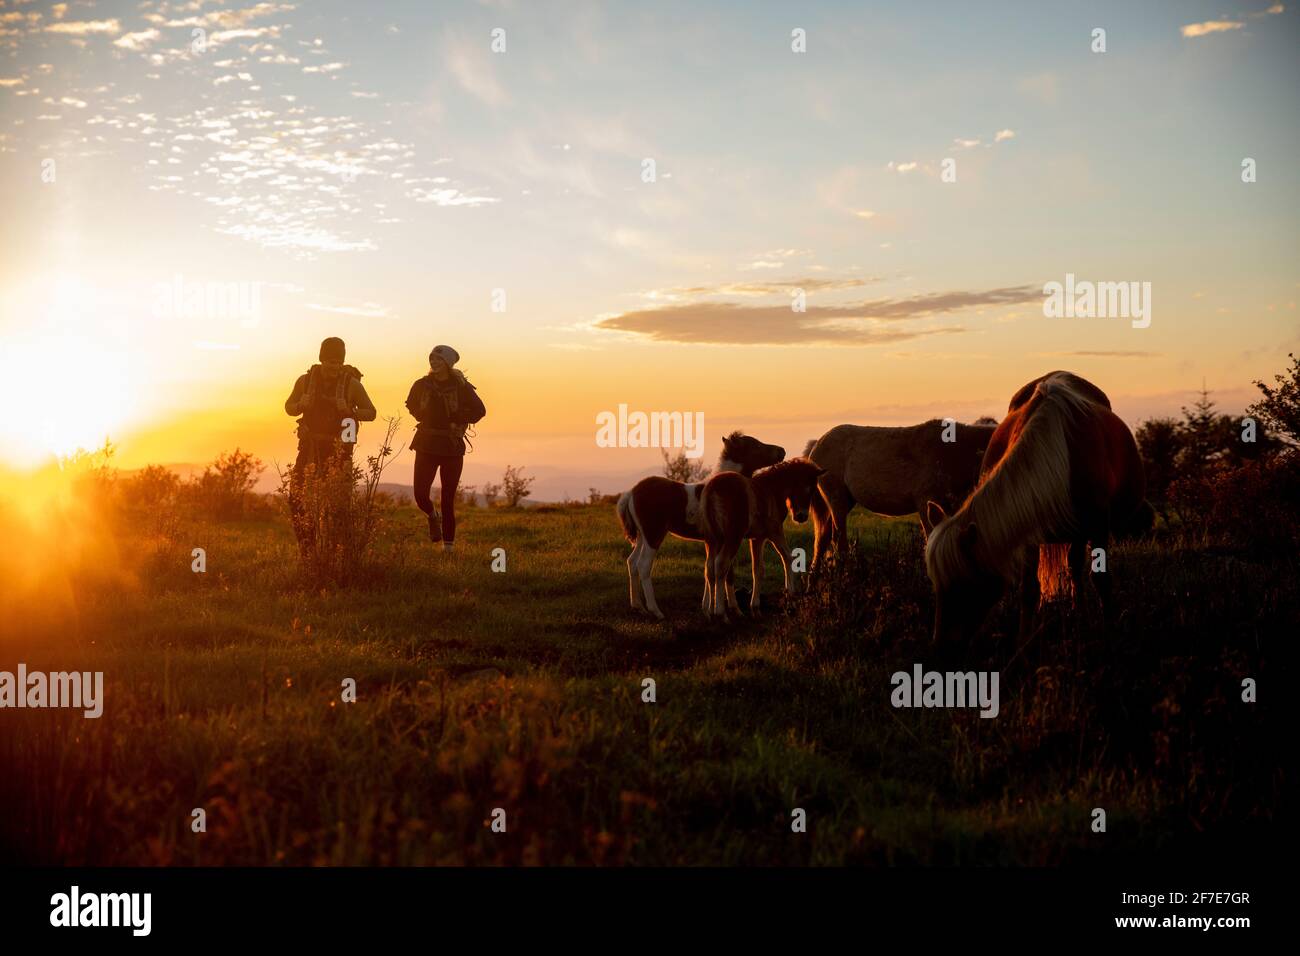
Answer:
0, 331, 137, 466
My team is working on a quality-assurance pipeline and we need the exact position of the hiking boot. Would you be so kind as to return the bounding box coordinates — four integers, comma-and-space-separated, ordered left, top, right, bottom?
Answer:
427, 509, 442, 542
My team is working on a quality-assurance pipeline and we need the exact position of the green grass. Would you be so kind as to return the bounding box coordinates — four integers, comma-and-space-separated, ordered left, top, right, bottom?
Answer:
0, 501, 1284, 865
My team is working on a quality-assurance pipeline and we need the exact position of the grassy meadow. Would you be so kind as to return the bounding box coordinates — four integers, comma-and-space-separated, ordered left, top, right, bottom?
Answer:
0, 496, 1285, 866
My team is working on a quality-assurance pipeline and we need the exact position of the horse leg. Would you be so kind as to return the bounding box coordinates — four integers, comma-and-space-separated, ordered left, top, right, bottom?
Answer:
1077, 531, 1112, 623
627, 540, 646, 612
724, 547, 742, 616
1018, 545, 1040, 641
711, 544, 729, 620
637, 544, 665, 620
1092, 533, 1113, 614
811, 482, 833, 571
826, 479, 853, 558
749, 537, 764, 614
1068, 539, 1097, 625
703, 541, 717, 619
772, 528, 793, 594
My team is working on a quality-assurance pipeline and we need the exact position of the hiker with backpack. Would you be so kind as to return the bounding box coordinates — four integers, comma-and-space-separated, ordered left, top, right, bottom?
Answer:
284, 336, 377, 548
405, 345, 486, 551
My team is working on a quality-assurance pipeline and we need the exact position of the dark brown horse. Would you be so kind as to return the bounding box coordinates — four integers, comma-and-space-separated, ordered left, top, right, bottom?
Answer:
699, 458, 825, 621
924, 371, 1145, 644
617, 432, 785, 619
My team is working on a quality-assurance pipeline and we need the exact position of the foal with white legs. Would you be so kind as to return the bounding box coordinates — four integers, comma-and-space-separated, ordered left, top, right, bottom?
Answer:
615, 432, 785, 619
699, 458, 825, 622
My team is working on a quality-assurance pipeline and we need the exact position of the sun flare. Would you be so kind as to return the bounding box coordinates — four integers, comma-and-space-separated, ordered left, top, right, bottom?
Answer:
0, 333, 137, 468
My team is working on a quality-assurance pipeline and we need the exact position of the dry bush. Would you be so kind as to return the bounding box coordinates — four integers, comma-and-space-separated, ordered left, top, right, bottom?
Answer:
277, 418, 403, 587
1168, 453, 1300, 555
181, 449, 263, 521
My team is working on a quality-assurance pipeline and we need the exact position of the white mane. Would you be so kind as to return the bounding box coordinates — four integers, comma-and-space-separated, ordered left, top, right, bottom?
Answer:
926, 375, 1095, 585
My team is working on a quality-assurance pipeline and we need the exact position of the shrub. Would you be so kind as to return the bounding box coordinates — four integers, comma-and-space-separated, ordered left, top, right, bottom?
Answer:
661, 448, 708, 483
501, 465, 534, 508
1167, 453, 1300, 555
277, 419, 402, 588
183, 448, 263, 521
119, 465, 181, 513
1249, 352, 1300, 446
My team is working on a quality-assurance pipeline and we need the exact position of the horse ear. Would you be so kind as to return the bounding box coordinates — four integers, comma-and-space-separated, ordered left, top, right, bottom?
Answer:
925, 500, 947, 527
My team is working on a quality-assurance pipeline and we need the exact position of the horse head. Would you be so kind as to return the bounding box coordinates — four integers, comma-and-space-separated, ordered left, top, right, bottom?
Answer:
782, 458, 826, 524
721, 431, 786, 476
924, 501, 1005, 645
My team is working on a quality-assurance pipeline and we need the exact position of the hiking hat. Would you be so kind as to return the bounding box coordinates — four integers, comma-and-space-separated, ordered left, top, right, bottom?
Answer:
430, 345, 459, 368
319, 337, 346, 363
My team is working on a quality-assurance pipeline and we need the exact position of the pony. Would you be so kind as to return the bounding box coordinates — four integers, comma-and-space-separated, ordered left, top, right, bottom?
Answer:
807, 419, 997, 567
617, 431, 785, 619
698, 458, 825, 621
924, 371, 1145, 645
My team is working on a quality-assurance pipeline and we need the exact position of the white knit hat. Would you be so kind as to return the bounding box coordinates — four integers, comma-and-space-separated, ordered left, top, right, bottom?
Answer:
430, 344, 459, 368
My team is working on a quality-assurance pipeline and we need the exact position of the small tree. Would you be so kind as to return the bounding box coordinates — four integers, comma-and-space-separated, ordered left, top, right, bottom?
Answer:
276, 418, 402, 587
1248, 352, 1300, 447
186, 448, 263, 520
501, 465, 535, 507
482, 481, 501, 508
61, 439, 116, 496
458, 484, 478, 507
588, 487, 603, 504
661, 448, 708, 483
1178, 385, 1220, 477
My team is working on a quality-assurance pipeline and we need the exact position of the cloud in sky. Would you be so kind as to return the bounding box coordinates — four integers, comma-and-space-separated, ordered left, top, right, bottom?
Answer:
1181, 20, 1244, 37
444, 35, 508, 106
114, 29, 160, 51
1057, 351, 1159, 359
44, 19, 121, 36
594, 286, 1042, 346
1182, 4, 1284, 37
307, 302, 391, 319
640, 277, 877, 300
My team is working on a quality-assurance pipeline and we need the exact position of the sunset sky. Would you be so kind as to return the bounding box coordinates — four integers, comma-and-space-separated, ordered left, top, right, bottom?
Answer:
1, 0, 1297, 498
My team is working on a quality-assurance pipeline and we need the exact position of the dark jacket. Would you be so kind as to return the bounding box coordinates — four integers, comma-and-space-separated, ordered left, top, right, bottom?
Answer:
405, 370, 486, 456
285, 364, 377, 440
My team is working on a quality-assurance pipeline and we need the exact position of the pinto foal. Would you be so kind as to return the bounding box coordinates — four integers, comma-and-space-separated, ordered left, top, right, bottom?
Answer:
699, 458, 825, 621
616, 432, 785, 619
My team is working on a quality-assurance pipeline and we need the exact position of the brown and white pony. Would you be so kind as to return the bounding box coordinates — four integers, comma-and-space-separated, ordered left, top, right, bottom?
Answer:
698, 458, 825, 621
617, 432, 785, 619
807, 419, 997, 567
924, 371, 1145, 645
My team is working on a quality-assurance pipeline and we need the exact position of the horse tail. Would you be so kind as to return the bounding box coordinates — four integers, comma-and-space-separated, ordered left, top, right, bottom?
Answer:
810, 475, 832, 531
1037, 543, 1073, 603
802, 438, 818, 457
699, 480, 722, 544
616, 491, 638, 545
